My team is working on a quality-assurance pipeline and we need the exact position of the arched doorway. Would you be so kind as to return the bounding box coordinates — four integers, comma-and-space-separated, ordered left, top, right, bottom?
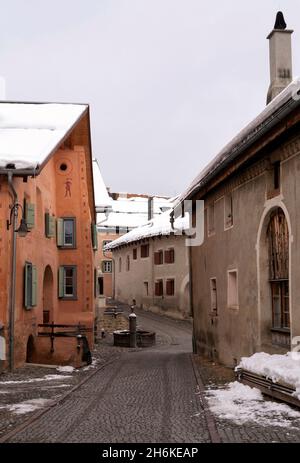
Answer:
43, 265, 54, 324
26, 335, 35, 363
259, 207, 290, 349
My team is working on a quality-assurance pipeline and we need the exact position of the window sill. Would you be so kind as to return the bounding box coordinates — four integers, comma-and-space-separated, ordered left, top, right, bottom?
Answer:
59, 297, 78, 301
271, 328, 290, 334
58, 246, 77, 250
227, 305, 239, 311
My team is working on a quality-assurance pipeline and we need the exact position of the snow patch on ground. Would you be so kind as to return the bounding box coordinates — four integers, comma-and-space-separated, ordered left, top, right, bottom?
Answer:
0, 374, 72, 385
56, 366, 75, 373
206, 382, 300, 428
6, 399, 53, 415
82, 360, 98, 371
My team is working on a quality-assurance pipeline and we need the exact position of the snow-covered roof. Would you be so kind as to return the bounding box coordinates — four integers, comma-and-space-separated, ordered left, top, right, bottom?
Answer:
179, 78, 300, 203
92, 158, 112, 210
0, 102, 88, 170
105, 208, 189, 249
97, 195, 173, 230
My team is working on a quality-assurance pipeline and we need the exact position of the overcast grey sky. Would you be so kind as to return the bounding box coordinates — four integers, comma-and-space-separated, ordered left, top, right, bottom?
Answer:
1, 0, 299, 196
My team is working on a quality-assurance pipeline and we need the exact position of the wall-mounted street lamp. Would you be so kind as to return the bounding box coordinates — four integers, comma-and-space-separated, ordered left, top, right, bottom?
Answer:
6, 203, 29, 237
6, 194, 30, 371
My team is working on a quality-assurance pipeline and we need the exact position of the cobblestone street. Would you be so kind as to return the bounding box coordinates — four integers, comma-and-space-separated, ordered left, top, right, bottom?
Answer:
1, 307, 300, 443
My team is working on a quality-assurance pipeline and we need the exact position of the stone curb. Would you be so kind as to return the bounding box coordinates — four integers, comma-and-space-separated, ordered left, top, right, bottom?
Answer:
190, 354, 221, 444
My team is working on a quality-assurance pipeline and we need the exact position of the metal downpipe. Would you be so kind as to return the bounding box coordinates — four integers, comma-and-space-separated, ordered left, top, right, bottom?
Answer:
7, 172, 17, 371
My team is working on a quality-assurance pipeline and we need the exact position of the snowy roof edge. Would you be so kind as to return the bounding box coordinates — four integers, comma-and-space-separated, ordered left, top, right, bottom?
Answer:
178, 78, 300, 204
0, 101, 89, 174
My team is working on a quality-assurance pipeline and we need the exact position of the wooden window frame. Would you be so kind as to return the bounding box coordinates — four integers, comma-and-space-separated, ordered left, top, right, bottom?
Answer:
126, 255, 130, 271
154, 250, 164, 265
144, 281, 149, 296
224, 194, 233, 230
155, 279, 164, 297
210, 277, 218, 314
166, 278, 175, 296
141, 244, 149, 259
208, 203, 215, 236
58, 266, 77, 300
270, 280, 290, 331
165, 248, 175, 264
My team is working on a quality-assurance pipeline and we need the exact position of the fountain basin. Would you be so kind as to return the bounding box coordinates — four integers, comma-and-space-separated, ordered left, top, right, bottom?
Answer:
113, 330, 156, 347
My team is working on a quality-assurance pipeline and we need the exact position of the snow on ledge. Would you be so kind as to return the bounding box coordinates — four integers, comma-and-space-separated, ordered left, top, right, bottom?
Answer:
237, 352, 300, 399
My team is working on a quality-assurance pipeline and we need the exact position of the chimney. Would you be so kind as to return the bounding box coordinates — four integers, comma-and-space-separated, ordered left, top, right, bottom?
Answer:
266, 11, 293, 104
148, 197, 154, 221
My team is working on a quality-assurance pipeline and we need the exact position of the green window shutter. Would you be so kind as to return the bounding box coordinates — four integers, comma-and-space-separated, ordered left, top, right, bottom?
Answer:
91, 223, 98, 250
94, 268, 97, 297
24, 262, 32, 309
31, 266, 37, 306
26, 203, 35, 229
57, 219, 64, 246
58, 266, 64, 298
45, 213, 56, 238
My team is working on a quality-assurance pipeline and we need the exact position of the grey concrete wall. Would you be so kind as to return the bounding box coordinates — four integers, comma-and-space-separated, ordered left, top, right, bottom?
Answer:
192, 135, 300, 367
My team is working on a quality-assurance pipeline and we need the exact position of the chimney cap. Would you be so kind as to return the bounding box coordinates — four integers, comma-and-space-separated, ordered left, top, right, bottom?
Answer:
274, 11, 287, 30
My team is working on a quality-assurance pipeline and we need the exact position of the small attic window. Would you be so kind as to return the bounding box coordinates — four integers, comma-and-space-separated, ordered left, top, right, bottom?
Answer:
6, 163, 16, 169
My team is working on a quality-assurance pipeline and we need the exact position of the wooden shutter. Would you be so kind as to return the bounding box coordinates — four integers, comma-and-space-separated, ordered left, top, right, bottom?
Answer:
94, 268, 98, 297
26, 203, 35, 229
91, 223, 98, 250
164, 250, 170, 264
154, 252, 160, 265
31, 265, 37, 306
57, 218, 64, 246
169, 248, 175, 263
155, 280, 163, 296
155, 281, 160, 296
24, 262, 32, 309
58, 266, 64, 298
166, 279, 174, 296
45, 213, 56, 238
24, 262, 36, 309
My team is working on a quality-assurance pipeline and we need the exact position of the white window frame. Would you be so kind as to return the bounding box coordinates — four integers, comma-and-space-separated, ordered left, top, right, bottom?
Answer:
103, 260, 113, 273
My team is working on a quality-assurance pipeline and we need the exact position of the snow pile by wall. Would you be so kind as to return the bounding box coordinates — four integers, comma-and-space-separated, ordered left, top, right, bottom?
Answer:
237, 352, 300, 399
206, 381, 300, 428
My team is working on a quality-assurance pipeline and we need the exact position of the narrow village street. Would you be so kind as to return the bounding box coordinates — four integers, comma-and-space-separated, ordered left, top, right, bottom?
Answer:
1, 306, 300, 444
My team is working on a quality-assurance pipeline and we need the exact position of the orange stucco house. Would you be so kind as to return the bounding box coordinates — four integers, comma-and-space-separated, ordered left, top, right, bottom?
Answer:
0, 102, 97, 370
